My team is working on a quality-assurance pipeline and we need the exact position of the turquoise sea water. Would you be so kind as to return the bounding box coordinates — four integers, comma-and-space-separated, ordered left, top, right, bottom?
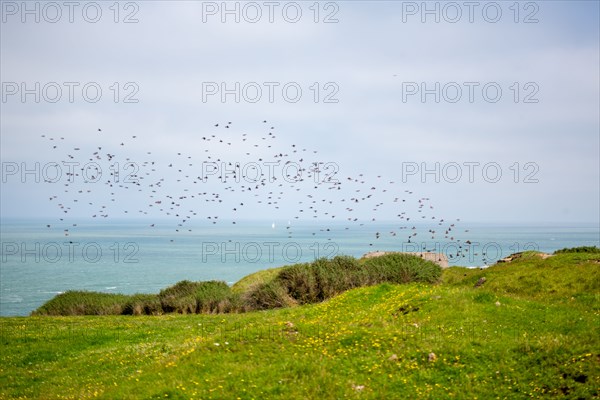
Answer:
1, 219, 598, 316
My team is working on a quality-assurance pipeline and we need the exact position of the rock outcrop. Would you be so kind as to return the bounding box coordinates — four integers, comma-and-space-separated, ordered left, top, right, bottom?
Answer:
474, 277, 487, 288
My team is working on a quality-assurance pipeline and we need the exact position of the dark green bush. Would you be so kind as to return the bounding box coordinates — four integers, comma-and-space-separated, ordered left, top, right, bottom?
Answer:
317, 256, 368, 301
155, 280, 236, 314
122, 294, 162, 316
35, 254, 443, 316
275, 256, 368, 304
312, 256, 365, 300
159, 280, 200, 314
554, 246, 600, 254
271, 254, 439, 307
276, 262, 318, 304
195, 281, 233, 313
242, 280, 297, 310
362, 253, 442, 284
33, 291, 129, 316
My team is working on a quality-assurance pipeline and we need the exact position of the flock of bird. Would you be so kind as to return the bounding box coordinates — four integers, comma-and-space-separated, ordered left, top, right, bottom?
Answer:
38, 121, 485, 263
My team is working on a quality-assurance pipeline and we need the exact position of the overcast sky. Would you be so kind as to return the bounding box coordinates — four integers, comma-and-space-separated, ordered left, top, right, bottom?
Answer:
1, 1, 598, 224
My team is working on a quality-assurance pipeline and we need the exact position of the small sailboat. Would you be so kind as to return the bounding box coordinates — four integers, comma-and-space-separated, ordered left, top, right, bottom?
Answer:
272, 222, 275, 229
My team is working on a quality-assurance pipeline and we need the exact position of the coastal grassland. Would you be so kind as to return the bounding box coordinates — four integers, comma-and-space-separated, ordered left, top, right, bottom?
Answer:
0, 252, 598, 399
244, 254, 441, 310
32, 254, 442, 316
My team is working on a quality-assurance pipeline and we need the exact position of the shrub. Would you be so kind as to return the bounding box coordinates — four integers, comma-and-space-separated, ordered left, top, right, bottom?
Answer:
275, 256, 369, 304
242, 280, 297, 311
215, 292, 243, 313
311, 256, 368, 300
159, 280, 200, 314
554, 246, 600, 254
34, 253, 443, 316
156, 280, 237, 314
195, 281, 233, 313
122, 294, 162, 316
33, 291, 128, 316
273, 254, 440, 305
276, 263, 318, 304
361, 253, 442, 284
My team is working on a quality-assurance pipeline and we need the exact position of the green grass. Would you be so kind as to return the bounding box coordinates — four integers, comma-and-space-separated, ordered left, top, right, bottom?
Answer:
443, 252, 600, 305
230, 266, 284, 294
1, 251, 599, 399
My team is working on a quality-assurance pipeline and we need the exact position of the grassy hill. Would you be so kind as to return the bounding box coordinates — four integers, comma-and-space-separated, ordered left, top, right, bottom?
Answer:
1, 250, 599, 399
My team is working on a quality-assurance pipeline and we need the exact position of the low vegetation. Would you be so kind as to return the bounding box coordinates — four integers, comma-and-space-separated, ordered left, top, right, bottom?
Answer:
33, 254, 442, 316
3, 248, 597, 399
554, 245, 600, 254
33, 291, 130, 316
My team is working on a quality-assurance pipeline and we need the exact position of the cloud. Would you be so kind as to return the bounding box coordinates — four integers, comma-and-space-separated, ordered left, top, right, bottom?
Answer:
1, 1, 598, 223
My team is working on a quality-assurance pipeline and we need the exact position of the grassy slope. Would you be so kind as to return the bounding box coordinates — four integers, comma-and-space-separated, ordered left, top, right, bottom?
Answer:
1, 253, 599, 399
230, 266, 285, 294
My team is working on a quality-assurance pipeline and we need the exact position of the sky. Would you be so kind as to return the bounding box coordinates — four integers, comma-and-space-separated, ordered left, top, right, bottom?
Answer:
1, 0, 599, 225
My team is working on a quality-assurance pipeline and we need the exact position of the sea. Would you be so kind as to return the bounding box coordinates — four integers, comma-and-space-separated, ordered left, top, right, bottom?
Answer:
1, 218, 598, 316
